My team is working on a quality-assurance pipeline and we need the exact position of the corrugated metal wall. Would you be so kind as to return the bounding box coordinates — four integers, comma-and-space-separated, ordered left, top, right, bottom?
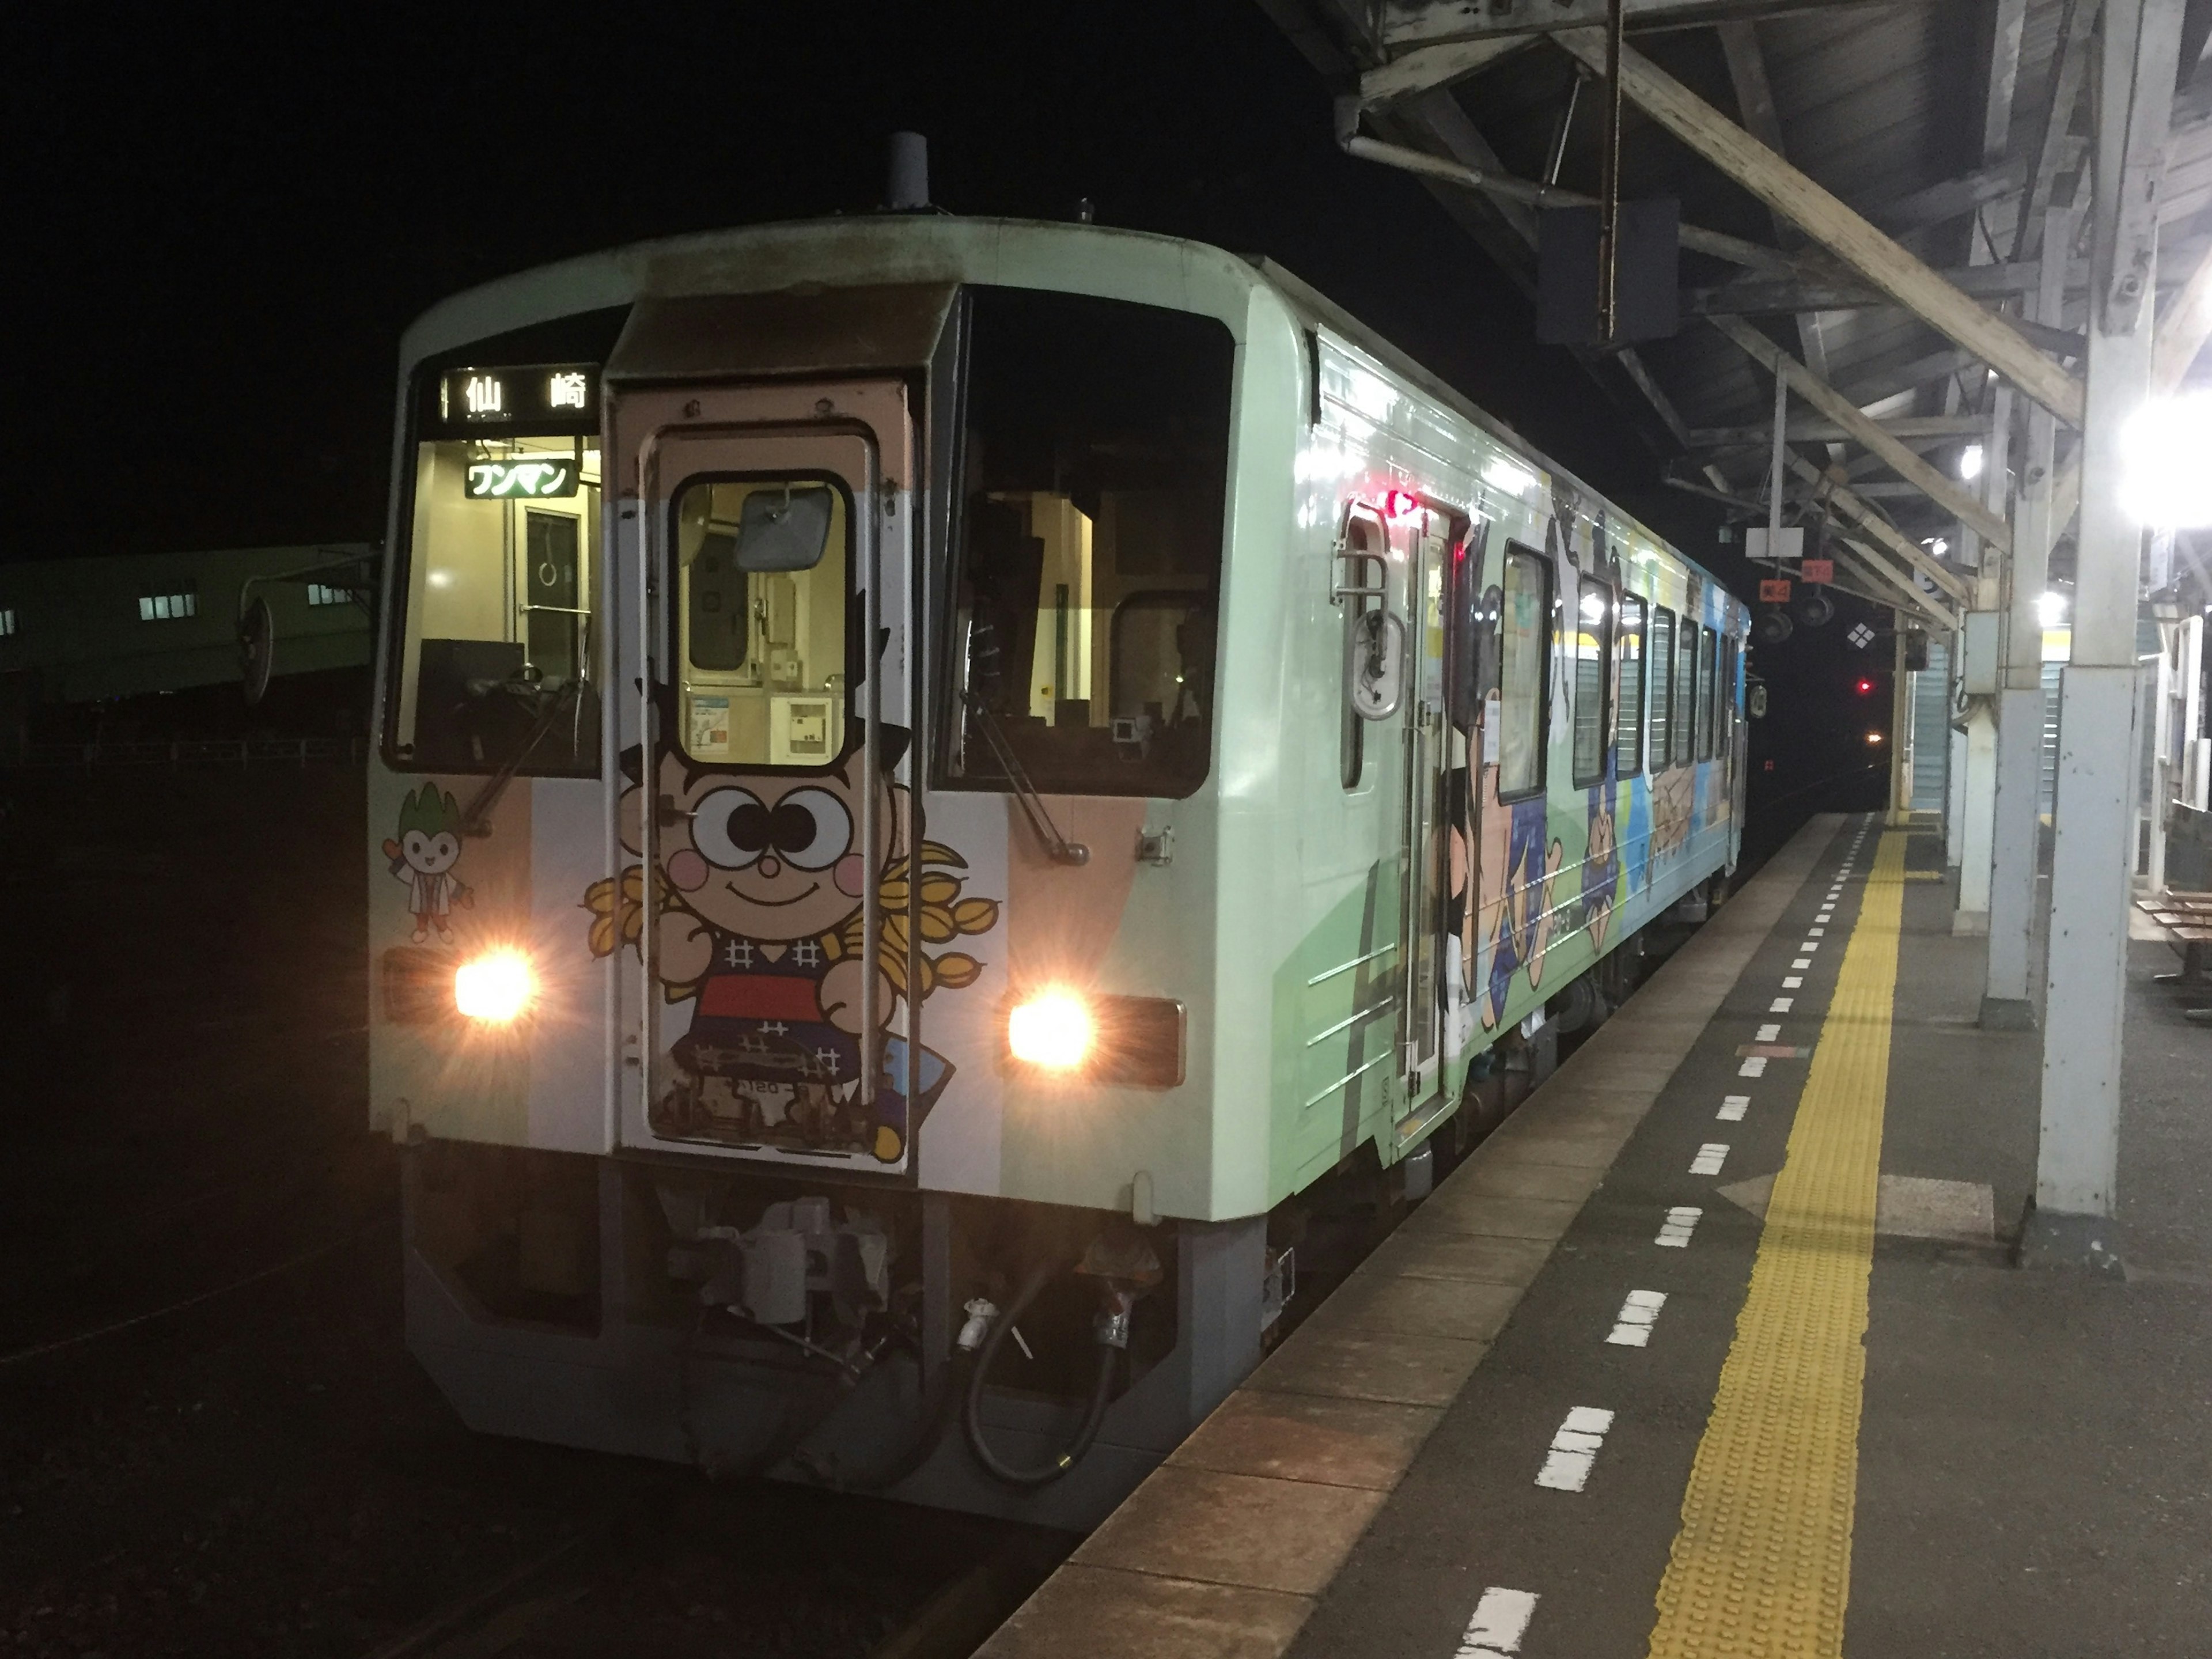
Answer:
1910, 640, 1950, 811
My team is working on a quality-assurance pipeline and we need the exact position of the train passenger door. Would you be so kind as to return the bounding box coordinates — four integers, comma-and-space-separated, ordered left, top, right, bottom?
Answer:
611, 379, 920, 1171
1399, 514, 1450, 1103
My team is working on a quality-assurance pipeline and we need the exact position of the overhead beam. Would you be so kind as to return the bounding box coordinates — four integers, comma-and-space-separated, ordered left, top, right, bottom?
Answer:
2011, 0, 2103, 262
1789, 453, 1976, 604
1688, 260, 2073, 313
1378, 0, 1915, 50
1359, 36, 1531, 105
1341, 131, 1805, 275
1549, 29, 2087, 425
1832, 536, 1960, 627
1688, 413, 1987, 446
1713, 315, 2012, 548
1716, 18, 1834, 380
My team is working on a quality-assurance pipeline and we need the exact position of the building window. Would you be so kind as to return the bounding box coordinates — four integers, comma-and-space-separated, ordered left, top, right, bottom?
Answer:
138, 586, 198, 622
306, 582, 350, 606
0, 607, 16, 638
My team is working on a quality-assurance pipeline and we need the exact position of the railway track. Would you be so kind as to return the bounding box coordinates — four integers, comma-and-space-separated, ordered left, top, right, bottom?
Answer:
357, 1496, 1058, 1659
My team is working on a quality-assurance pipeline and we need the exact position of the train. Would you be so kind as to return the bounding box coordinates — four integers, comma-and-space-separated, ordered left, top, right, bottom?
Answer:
366, 203, 1746, 1527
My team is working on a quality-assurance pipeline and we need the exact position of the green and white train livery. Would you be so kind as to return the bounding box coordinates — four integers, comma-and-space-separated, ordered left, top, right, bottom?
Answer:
368, 215, 1745, 1525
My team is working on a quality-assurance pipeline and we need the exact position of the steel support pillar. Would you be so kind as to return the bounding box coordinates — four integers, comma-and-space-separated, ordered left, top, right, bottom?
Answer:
1956, 385, 2015, 935
2022, 0, 2182, 1274
1954, 704, 1999, 931
1985, 213, 2071, 1027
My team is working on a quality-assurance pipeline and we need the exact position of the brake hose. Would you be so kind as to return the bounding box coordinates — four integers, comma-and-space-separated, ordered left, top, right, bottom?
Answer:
961, 1260, 1119, 1488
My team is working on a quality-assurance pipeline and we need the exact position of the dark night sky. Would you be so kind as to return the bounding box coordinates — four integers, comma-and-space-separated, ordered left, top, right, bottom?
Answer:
12, 0, 1886, 809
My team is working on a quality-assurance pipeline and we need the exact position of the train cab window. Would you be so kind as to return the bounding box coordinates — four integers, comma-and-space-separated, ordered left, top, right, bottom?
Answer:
673, 477, 851, 768
385, 324, 624, 778
1674, 620, 1699, 768
1570, 576, 1613, 787
1498, 545, 1550, 798
1615, 594, 1646, 776
1649, 605, 1675, 768
944, 287, 1233, 798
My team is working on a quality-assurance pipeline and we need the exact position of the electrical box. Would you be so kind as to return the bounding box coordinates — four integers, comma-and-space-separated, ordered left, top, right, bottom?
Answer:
1745, 527, 1804, 562
1960, 611, 2001, 695
770, 694, 840, 765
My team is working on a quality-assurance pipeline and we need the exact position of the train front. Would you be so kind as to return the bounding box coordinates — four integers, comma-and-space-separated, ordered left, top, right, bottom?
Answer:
365, 236, 1279, 1523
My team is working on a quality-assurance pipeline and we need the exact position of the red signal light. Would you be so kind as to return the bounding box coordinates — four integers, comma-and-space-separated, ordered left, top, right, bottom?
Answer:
1855, 677, 1875, 695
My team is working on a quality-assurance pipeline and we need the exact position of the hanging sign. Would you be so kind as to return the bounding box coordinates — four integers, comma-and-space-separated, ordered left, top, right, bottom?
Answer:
1801, 558, 1834, 584
1758, 578, 1793, 603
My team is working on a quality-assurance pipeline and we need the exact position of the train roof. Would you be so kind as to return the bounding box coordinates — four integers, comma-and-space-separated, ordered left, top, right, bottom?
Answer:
397, 215, 1732, 608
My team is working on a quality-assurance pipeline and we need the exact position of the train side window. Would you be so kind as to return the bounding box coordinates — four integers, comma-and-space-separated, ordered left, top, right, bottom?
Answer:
1700, 630, 1724, 761
1674, 620, 1699, 768
1498, 544, 1550, 798
1442, 517, 1494, 734
1615, 594, 1646, 776
1570, 575, 1613, 787
1649, 605, 1675, 767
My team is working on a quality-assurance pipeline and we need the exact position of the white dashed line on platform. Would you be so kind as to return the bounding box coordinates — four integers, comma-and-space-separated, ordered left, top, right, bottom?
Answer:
1656, 1206, 1702, 1247
1770, 997, 1793, 1012
1535, 1407, 1615, 1492
1792, 957, 1812, 969
1802, 940, 1819, 950
1718, 1094, 1749, 1121
1456, 1586, 1539, 1658
1606, 1290, 1668, 1347
1756, 1022, 1781, 1041
1809, 926, 1826, 937
1739, 1055, 1768, 1077
1782, 976, 1803, 989
1691, 1142, 1730, 1175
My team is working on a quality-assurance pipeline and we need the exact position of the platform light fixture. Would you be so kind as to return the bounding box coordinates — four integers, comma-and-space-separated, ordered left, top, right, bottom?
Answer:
2037, 591, 2069, 629
1959, 443, 1984, 482
2121, 392, 2212, 526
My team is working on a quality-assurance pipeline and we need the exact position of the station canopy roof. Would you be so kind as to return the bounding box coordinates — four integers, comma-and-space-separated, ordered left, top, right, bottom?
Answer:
1258, 0, 2212, 622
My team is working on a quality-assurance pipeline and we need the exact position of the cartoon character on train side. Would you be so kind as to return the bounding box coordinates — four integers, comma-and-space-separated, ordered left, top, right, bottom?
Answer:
586, 727, 998, 1164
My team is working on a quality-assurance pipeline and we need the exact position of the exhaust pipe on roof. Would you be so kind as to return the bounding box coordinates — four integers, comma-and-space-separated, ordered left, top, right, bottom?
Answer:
885, 131, 930, 212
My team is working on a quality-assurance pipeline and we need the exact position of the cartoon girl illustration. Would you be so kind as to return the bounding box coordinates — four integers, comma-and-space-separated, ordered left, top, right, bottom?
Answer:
586, 728, 997, 1165
385, 783, 474, 944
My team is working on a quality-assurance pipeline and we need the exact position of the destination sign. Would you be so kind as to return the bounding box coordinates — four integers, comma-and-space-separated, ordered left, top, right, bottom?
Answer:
465, 457, 582, 499
434, 363, 599, 431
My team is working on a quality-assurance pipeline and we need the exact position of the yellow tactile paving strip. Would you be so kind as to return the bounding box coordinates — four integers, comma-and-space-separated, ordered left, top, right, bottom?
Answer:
1645, 831, 1906, 1659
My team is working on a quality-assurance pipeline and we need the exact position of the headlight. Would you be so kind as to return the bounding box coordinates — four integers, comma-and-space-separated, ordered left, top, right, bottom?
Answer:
454, 951, 535, 1022
1005, 991, 1185, 1086
1007, 990, 1094, 1070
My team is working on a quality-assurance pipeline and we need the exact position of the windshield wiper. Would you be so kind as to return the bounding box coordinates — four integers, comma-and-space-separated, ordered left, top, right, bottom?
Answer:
963, 693, 1089, 866
460, 677, 582, 836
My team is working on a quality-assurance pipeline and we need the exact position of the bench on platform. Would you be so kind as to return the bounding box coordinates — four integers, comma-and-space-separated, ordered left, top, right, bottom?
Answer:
2135, 891, 2212, 1024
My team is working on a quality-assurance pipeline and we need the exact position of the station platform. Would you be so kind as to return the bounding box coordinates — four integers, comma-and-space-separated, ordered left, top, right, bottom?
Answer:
979, 813, 2212, 1658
